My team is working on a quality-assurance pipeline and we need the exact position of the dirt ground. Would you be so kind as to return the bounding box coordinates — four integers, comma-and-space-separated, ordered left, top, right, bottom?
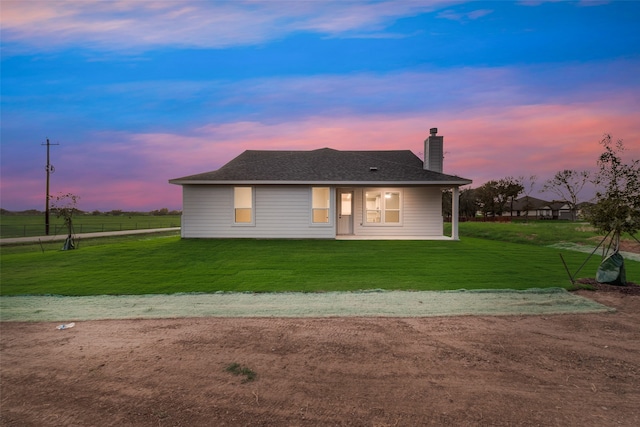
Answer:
1, 289, 639, 427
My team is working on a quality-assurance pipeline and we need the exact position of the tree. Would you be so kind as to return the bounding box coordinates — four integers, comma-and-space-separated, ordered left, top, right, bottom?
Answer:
443, 188, 478, 219
441, 190, 452, 218
475, 177, 523, 218
501, 176, 524, 217
475, 181, 498, 218
587, 134, 640, 249
151, 208, 170, 216
542, 169, 590, 220
519, 175, 537, 221
459, 188, 479, 219
50, 192, 80, 250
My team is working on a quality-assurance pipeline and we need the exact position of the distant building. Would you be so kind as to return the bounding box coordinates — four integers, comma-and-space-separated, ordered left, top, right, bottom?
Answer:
503, 196, 574, 220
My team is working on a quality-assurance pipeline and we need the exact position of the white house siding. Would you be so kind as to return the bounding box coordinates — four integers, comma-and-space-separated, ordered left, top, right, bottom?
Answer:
351, 187, 443, 238
181, 185, 230, 238
181, 185, 335, 239
182, 185, 443, 239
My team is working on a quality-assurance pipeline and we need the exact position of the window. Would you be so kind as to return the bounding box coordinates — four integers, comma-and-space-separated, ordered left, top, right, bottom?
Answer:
365, 191, 382, 223
340, 193, 352, 216
311, 187, 330, 223
384, 192, 400, 223
234, 187, 253, 224
365, 190, 401, 225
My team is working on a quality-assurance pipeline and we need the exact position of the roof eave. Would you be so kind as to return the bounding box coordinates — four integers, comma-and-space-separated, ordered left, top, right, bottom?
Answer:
169, 179, 473, 186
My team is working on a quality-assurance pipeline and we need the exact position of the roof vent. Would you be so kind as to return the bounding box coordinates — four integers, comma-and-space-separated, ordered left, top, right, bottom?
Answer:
369, 167, 378, 172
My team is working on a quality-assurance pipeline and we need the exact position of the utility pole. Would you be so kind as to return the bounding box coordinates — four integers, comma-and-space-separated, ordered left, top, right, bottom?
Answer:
43, 138, 59, 235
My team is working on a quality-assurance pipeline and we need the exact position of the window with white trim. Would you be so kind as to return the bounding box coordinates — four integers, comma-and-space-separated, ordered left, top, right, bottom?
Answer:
234, 187, 253, 224
311, 187, 330, 223
365, 190, 401, 225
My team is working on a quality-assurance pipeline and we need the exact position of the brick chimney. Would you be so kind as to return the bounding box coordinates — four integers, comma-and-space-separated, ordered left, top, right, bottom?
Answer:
423, 127, 443, 173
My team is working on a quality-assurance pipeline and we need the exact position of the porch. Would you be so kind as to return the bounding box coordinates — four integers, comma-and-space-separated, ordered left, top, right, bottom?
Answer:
335, 235, 455, 241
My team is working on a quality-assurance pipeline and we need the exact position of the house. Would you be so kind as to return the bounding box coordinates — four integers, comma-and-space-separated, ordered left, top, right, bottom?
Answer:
169, 128, 472, 240
541, 201, 573, 220
502, 196, 584, 220
504, 196, 550, 219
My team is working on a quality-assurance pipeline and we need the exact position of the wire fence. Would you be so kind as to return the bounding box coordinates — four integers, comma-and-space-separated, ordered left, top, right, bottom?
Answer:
0, 221, 180, 239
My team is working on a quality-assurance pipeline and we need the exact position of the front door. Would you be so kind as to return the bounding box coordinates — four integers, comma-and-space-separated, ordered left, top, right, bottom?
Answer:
337, 190, 354, 235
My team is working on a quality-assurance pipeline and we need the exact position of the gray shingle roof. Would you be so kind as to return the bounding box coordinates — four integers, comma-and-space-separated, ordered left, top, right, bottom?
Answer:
511, 196, 550, 210
170, 148, 472, 185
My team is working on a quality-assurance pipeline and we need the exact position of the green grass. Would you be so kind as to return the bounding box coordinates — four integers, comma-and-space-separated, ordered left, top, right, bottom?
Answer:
0, 214, 181, 238
2, 233, 637, 296
225, 363, 257, 383
456, 221, 605, 246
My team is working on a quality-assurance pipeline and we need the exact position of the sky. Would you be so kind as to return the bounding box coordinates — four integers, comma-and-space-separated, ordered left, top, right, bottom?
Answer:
1, 0, 639, 212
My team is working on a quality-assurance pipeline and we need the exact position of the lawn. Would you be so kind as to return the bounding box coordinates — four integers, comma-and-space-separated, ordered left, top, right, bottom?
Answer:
2, 231, 637, 296
456, 220, 609, 246
0, 214, 181, 238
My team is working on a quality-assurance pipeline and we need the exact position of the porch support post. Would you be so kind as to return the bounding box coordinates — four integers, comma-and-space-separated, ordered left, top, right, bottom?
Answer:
452, 186, 460, 240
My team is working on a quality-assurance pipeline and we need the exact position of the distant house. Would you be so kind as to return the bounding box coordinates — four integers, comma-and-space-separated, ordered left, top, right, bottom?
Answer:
504, 196, 549, 219
169, 129, 472, 240
542, 201, 573, 220
504, 197, 573, 220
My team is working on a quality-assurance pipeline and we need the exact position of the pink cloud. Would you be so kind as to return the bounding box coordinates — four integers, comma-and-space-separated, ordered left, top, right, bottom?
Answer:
3, 95, 638, 211
135, 100, 639, 201
436, 102, 639, 199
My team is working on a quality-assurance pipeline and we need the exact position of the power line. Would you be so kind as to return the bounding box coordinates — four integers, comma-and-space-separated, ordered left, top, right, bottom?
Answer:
42, 138, 59, 235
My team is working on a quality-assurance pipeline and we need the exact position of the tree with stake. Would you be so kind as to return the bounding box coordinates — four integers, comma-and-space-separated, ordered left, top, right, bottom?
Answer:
586, 135, 640, 285
50, 193, 80, 250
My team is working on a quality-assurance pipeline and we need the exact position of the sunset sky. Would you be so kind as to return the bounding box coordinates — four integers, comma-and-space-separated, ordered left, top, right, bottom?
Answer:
2, 0, 639, 211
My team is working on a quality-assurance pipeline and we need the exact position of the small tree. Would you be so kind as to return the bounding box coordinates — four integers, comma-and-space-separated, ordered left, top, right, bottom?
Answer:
587, 134, 640, 251
50, 192, 80, 250
542, 169, 590, 220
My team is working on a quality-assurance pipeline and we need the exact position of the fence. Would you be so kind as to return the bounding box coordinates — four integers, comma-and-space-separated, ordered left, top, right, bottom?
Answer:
0, 221, 180, 239
444, 216, 513, 223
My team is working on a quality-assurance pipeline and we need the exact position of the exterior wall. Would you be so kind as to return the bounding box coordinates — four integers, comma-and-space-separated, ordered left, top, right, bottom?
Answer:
181, 184, 444, 239
181, 185, 335, 239
350, 187, 443, 237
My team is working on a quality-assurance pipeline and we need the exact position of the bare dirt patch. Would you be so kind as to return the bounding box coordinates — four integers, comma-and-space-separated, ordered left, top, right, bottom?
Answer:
2, 291, 640, 427
586, 235, 640, 256
619, 239, 640, 254
577, 279, 640, 295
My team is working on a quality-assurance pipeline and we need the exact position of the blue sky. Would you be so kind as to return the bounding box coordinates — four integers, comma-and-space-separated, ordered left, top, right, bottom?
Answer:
2, 0, 639, 211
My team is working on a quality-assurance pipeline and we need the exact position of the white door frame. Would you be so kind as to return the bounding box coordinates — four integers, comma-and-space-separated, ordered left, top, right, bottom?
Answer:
337, 189, 354, 235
